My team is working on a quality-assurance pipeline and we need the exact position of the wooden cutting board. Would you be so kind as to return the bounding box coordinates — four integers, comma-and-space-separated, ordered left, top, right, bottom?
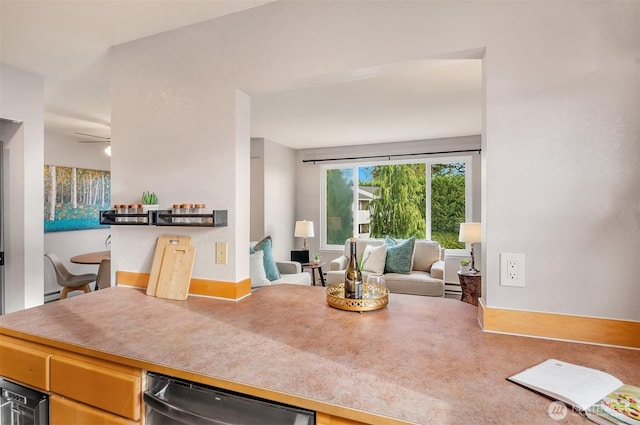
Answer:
146, 236, 192, 296
154, 245, 196, 301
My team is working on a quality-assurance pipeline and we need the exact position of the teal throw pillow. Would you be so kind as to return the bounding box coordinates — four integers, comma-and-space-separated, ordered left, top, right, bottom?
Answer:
252, 236, 281, 281
384, 236, 415, 274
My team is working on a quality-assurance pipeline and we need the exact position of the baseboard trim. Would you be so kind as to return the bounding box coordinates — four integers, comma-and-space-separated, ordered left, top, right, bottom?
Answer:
116, 271, 252, 300
479, 299, 640, 349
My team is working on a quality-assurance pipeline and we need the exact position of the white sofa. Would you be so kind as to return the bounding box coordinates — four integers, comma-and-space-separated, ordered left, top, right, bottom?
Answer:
250, 239, 311, 288
326, 238, 445, 297
272, 261, 311, 286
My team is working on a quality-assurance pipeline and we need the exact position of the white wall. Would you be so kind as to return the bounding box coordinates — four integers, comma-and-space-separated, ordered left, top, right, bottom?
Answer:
250, 138, 297, 260
480, 4, 639, 320
43, 132, 111, 295
263, 139, 296, 260
0, 63, 44, 313
250, 138, 265, 241
110, 1, 640, 320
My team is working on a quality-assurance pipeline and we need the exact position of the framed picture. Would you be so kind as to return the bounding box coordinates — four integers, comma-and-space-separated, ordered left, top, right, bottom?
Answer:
44, 165, 111, 232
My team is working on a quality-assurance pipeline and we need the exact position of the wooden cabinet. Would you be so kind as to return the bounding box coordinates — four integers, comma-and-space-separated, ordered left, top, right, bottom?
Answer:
317, 412, 369, 425
50, 355, 141, 420
51, 395, 138, 425
0, 335, 143, 424
0, 335, 51, 390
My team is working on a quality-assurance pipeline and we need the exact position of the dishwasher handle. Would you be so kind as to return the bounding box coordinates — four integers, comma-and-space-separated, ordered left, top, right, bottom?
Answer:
144, 391, 225, 425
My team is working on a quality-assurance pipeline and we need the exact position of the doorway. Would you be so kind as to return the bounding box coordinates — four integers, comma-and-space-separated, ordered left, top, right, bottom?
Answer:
0, 117, 25, 314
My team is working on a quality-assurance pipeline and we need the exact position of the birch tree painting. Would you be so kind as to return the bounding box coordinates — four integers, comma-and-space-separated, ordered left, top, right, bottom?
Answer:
44, 165, 111, 232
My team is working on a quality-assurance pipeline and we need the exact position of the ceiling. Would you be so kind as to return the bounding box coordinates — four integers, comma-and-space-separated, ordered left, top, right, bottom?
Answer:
0, 0, 482, 150
251, 59, 482, 149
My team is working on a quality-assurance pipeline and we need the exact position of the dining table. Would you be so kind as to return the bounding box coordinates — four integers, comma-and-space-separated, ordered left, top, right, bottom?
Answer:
69, 250, 111, 290
69, 250, 111, 265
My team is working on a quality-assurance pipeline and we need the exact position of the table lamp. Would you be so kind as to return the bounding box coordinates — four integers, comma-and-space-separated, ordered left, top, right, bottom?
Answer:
294, 220, 314, 251
458, 222, 481, 274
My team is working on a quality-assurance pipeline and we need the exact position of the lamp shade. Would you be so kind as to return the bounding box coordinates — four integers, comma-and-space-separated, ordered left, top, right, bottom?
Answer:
458, 222, 481, 243
294, 220, 314, 238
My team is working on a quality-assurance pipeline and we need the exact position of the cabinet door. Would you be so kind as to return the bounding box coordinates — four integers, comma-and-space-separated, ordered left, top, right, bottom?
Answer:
316, 412, 370, 425
0, 336, 51, 390
50, 395, 138, 425
50, 355, 141, 420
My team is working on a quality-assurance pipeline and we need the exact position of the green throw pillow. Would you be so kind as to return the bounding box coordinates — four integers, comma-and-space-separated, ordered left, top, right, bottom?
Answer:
384, 236, 415, 274
251, 236, 281, 281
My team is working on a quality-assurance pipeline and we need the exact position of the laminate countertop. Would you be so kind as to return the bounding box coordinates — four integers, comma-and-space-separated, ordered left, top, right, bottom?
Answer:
1, 285, 638, 424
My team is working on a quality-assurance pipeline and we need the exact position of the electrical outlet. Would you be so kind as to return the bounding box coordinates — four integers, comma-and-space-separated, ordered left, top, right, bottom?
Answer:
507, 260, 518, 280
215, 242, 228, 265
501, 253, 525, 287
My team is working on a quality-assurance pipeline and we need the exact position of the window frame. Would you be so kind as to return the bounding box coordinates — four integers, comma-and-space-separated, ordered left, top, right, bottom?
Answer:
320, 155, 473, 252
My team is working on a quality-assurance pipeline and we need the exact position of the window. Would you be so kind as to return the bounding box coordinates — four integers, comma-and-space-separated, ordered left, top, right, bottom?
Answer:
324, 168, 354, 246
429, 162, 467, 250
321, 157, 471, 250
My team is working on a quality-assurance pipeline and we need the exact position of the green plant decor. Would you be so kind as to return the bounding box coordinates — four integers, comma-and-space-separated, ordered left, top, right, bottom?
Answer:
142, 191, 158, 205
460, 259, 470, 266
359, 251, 371, 270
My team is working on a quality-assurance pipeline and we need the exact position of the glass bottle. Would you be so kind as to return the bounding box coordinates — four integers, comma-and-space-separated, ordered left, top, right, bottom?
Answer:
116, 204, 127, 223
127, 204, 137, 223
193, 203, 206, 224
113, 205, 120, 223
344, 238, 362, 299
129, 204, 142, 223
181, 203, 193, 223
172, 204, 181, 224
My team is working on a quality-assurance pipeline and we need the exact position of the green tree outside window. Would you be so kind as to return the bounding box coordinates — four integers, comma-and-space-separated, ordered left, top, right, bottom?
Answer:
326, 168, 354, 245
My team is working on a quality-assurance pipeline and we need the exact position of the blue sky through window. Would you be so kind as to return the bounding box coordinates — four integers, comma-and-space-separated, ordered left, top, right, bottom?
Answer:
336, 165, 381, 184
359, 166, 373, 183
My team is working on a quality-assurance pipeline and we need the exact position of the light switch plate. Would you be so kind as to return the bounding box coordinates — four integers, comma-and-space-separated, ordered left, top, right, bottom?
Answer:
216, 242, 228, 265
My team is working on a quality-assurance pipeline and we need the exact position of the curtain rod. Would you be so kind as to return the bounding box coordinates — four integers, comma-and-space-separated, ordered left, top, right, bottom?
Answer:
302, 148, 481, 164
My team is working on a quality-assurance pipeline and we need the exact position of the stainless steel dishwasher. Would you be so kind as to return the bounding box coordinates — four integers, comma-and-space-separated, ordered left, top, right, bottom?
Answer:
144, 372, 314, 425
0, 379, 49, 425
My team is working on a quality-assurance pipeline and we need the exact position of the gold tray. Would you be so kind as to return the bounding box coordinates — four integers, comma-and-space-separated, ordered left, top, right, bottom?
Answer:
326, 283, 389, 312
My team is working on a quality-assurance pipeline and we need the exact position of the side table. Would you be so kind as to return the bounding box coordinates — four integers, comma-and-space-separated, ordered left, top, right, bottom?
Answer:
302, 262, 326, 286
457, 271, 481, 306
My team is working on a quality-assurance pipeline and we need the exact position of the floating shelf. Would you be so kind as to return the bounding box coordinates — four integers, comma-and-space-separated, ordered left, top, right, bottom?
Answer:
99, 210, 228, 227
154, 210, 228, 227
100, 210, 153, 226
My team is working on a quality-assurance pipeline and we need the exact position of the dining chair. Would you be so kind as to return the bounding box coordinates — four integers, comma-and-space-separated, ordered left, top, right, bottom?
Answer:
95, 259, 111, 290
44, 253, 97, 299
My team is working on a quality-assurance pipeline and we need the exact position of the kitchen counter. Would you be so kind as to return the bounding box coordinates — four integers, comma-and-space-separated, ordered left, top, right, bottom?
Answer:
1, 285, 639, 424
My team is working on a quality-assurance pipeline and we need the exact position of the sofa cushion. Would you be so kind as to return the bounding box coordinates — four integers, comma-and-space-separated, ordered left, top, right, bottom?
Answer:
413, 240, 441, 272
342, 238, 385, 259
272, 273, 311, 286
250, 236, 280, 281
384, 236, 415, 274
249, 250, 270, 287
384, 271, 444, 297
361, 243, 387, 274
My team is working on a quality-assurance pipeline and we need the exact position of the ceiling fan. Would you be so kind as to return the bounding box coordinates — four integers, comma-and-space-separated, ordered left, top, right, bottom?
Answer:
76, 132, 111, 143
76, 132, 112, 155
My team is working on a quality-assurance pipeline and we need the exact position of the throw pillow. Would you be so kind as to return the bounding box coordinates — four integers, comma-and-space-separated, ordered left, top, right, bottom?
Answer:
249, 250, 270, 287
413, 240, 441, 272
361, 244, 387, 274
384, 236, 415, 274
252, 236, 281, 281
